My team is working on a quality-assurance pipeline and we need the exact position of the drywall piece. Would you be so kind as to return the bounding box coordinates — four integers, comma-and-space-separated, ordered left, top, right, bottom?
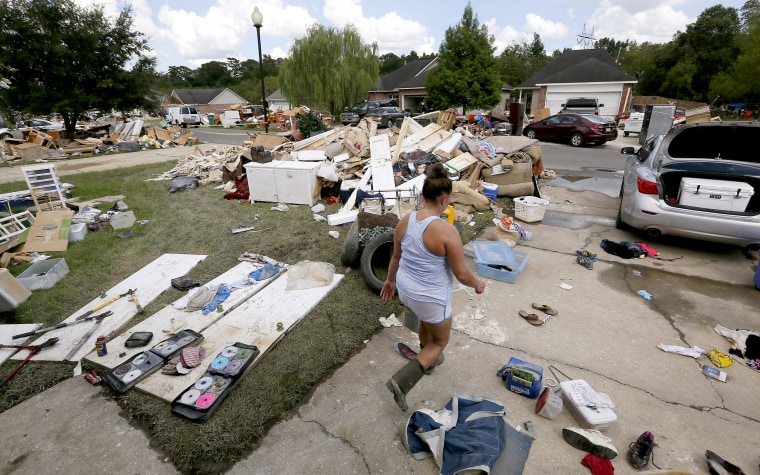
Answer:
115, 268, 343, 402
327, 210, 359, 226
12, 253, 206, 362
0, 324, 41, 365
85, 261, 278, 372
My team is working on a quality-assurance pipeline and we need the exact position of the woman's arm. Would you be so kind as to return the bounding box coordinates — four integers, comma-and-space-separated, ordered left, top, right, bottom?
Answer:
380, 216, 408, 301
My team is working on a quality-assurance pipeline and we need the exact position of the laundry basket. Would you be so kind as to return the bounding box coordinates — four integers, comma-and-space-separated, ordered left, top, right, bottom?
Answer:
514, 196, 549, 223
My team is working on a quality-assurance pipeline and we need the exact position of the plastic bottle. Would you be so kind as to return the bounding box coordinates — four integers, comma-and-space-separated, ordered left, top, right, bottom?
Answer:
440, 205, 454, 224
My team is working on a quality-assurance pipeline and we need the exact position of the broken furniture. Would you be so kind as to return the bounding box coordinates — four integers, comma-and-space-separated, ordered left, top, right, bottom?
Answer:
21, 164, 67, 211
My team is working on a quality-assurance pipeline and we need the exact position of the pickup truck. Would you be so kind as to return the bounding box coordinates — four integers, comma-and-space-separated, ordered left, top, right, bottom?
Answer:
559, 97, 603, 115
340, 99, 398, 125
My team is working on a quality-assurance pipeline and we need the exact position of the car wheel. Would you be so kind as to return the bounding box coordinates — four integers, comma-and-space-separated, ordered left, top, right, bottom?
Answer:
525, 128, 537, 139
0, 133, 11, 140
360, 230, 394, 293
570, 133, 584, 147
624, 131, 629, 137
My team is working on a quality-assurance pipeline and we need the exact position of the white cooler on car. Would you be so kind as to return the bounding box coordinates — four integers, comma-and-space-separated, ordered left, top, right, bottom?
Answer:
678, 177, 754, 211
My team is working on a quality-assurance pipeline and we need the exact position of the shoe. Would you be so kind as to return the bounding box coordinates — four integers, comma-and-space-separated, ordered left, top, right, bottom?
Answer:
576, 256, 594, 270
519, 310, 549, 326
424, 352, 445, 375
393, 342, 418, 361
576, 249, 598, 260
386, 359, 425, 412
531, 303, 558, 316
627, 431, 654, 469
562, 427, 618, 460
705, 450, 746, 475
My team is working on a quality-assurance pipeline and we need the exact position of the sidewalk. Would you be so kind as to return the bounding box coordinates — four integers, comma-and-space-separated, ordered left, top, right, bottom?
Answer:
1, 182, 758, 474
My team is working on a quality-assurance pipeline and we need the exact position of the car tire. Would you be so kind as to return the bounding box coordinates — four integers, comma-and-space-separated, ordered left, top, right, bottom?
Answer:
570, 133, 584, 147
0, 133, 11, 140
360, 230, 394, 293
340, 220, 361, 268
624, 131, 629, 137
525, 128, 537, 139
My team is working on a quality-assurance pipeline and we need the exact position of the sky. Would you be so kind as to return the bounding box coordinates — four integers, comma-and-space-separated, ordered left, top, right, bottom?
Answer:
77, 0, 747, 72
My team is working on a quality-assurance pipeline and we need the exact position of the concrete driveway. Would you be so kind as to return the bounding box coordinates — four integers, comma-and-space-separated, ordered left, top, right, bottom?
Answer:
1, 142, 758, 474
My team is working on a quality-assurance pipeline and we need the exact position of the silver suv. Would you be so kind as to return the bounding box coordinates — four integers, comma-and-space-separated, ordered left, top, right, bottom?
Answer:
559, 97, 603, 115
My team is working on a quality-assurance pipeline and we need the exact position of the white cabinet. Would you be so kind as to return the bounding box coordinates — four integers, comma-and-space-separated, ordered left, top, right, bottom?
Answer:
244, 161, 321, 206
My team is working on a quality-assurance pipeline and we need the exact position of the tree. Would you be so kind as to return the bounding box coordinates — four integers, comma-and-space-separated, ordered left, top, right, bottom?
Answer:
710, 3, 760, 102
0, 0, 153, 133
192, 61, 232, 88
425, 3, 502, 113
278, 24, 379, 115
498, 33, 551, 89
379, 53, 404, 76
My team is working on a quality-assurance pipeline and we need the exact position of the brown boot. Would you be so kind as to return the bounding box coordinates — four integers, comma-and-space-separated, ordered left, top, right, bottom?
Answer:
386, 359, 425, 411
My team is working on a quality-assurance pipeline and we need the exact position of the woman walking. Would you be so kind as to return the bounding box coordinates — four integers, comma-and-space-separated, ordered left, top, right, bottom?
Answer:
380, 163, 486, 411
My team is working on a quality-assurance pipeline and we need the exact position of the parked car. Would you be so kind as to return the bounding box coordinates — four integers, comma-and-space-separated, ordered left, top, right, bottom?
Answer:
617, 121, 760, 246
559, 97, 603, 115
621, 112, 645, 136
24, 118, 64, 132
340, 99, 398, 125
0, 127, 24, 140
364, 106, 410, 128
523, 113, 618, 147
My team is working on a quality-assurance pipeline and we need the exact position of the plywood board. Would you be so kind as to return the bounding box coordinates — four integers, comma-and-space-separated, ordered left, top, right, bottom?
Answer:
125, 270, 343, 402
12, 254, 206, 362
252, 134, 288, 149
84, 261, 276, 370
0, 324, 41, 365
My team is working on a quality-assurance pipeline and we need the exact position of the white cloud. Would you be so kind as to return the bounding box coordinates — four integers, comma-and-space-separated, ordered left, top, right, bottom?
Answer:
590, 1, 692, 44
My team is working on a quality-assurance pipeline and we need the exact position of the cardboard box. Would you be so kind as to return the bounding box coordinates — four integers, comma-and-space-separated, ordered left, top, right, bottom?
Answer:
0, 268, 32, 311
19, 209, 73, 253
678, 178, 754, 211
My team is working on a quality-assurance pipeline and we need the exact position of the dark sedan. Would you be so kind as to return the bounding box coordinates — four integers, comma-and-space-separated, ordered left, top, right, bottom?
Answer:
365, 106, 410, 128
523, 113, 617, 147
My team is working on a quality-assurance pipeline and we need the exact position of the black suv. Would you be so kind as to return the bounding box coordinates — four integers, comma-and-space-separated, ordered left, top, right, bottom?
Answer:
340, 99, 398, 125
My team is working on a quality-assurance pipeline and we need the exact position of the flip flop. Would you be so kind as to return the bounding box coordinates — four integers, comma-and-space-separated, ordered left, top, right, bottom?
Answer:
393, 342, 418, 360
519, 310, 548, 326
531, 303, 558, 316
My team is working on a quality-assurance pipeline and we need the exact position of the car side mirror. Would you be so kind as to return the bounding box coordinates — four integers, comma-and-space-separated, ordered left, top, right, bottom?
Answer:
620, 147, 635, 155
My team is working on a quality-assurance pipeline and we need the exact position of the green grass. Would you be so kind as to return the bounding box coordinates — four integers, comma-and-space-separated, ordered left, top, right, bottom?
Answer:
0, 163, 494, 473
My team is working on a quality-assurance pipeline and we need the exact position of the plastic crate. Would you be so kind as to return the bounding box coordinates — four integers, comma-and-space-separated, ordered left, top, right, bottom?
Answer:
16, 258, 69, 291
514, 196, 549, 222
470, 241, 529, 284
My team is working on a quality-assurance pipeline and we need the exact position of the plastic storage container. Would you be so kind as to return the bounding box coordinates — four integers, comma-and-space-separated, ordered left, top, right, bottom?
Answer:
0, 268, 32, 311
560, 380, 617, 430
677, 178, 754, 211
514, 196, 549, 222
16, 258, 69, 291
470, 240, 529, 284
68, 222, 87, 242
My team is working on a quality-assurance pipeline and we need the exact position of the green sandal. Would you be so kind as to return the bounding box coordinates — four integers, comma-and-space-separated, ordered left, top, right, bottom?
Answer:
576, 256, 594, 270
576, 249, 598, 261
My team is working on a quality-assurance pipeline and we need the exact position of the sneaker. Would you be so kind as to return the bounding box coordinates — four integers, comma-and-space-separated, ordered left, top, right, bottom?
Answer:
627, 431, 654, 469
562, 427, 618, 460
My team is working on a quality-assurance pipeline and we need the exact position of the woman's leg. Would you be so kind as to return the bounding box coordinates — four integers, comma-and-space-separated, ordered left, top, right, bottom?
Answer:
415, 318, 452, 369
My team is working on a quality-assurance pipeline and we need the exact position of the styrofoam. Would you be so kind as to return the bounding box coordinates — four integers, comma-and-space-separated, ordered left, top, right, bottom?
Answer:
678, 178, 754, 212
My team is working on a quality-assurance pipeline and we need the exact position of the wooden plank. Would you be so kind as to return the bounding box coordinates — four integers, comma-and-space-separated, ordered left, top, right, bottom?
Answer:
127, 270, 344, 402
417, 127, 453, 152
391, 117, 410, 165
369, 135, 396, 207
0, 324, 41, 365
13, 254, 206, 362
85, 261, 278, 371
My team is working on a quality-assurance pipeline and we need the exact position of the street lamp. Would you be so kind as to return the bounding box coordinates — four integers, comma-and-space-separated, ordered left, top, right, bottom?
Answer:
251, 6, 268, 133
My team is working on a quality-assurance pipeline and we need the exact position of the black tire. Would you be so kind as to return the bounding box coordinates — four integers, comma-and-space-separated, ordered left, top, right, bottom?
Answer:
0, 133, 11, 140
360, 230, 394, 293
624, 131, 630, 137
570, 132, 584, 147
525, 128, 537, 139
340, 220, 361, 268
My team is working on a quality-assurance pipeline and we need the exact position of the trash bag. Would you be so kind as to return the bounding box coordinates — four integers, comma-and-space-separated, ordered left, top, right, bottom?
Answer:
168, 175, 199, 193
600, 239, 646, 259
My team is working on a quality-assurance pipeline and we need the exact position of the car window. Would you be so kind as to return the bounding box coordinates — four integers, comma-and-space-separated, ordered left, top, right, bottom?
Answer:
583, 115, 608, 124
667, 125, 760, 162
546, 116, 561, 125
188, 108, 198, 114
566, 99, 597, 108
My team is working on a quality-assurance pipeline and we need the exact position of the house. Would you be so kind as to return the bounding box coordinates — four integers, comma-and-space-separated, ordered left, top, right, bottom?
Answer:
266, 89, 291, 113
516, 49, 637, 120
167, 88, 251, 115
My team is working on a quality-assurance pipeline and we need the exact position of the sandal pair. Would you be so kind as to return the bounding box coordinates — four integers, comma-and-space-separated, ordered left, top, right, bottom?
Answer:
519, 310, 549, 326
532, 303, 558, 316
576, 249, 598, 261
576, 256, 594, 270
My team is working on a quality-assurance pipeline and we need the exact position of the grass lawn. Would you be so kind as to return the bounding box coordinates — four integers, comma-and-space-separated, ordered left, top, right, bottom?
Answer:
0, 159, 494, 473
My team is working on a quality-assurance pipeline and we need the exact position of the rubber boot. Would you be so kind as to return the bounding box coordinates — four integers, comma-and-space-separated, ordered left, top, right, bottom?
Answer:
420, 345, 445, 375
386, 359, 425, 412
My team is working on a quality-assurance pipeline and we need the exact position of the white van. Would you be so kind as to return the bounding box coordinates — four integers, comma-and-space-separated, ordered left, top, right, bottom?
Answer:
165, 106, 202, 127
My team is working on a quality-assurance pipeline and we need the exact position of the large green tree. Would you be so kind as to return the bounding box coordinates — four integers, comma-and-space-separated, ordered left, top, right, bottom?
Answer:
425, 3, 501, 113
0, 0, 155, 133
279, 24, 379, 115
498, 33, 551, 89
710, 1, 760, 102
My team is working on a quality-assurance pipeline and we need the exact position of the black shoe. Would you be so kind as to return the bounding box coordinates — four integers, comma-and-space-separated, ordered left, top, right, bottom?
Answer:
627, 431, 654, 469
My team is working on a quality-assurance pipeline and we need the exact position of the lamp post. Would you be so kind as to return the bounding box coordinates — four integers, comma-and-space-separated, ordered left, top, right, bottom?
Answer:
251, 7, 268, 133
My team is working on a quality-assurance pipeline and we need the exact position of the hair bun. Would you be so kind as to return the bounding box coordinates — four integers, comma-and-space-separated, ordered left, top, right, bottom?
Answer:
426, 162, 447, 179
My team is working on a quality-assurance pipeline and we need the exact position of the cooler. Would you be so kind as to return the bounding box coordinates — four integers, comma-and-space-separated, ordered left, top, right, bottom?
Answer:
559, 379, 617, 430
678, 177, 754, 211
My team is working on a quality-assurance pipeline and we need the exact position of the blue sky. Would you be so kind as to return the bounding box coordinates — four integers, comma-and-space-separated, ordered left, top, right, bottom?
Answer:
79, 0, 746, 72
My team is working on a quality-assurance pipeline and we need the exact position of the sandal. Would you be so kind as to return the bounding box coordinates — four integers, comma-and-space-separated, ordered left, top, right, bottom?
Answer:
531, 303, 558, 316
519, 310, 548, 326
576, 249, 598, 261
576, 256, 594, 270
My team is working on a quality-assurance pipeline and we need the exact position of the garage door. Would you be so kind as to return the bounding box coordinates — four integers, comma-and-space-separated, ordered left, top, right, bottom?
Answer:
545, 86, 623, 120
